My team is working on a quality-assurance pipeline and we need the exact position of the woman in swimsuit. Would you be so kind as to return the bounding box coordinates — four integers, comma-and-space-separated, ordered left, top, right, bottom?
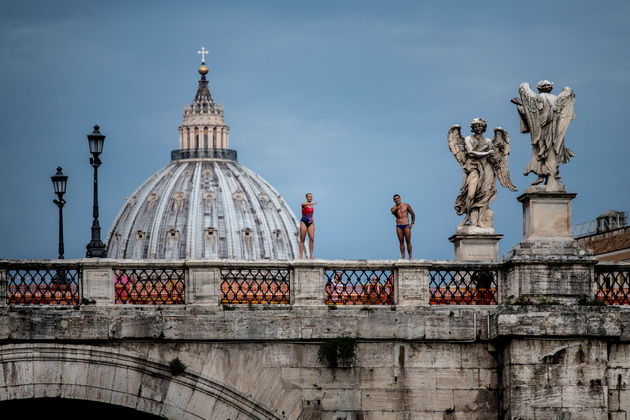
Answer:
299, 193, 317, 259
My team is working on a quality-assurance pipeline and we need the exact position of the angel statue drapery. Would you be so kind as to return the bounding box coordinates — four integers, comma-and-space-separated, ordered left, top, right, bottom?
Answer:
510, 80, 575, 191
448, 118, 517, 234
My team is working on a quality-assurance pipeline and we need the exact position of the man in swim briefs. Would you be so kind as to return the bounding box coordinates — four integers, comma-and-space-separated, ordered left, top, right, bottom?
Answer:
391, 194, 415, 259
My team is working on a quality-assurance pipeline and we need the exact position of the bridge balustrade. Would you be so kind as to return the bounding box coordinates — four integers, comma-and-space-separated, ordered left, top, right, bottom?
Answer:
1, 259, 628, 307
3, 263, 81, 306
324, 269, 394, 305
594, 263, 630, 304
114, 268, 185, 304
429, 268, 498, 305
220, 267, 290, 304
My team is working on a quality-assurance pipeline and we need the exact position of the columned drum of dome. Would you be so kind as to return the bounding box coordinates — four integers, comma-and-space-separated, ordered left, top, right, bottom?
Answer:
105, 56, 299, 260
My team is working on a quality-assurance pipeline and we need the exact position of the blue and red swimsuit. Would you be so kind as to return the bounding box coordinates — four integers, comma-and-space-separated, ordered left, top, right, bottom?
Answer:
301, 206, 314, 228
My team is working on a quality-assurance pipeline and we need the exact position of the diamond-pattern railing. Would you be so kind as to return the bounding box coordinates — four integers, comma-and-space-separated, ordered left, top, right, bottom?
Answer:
594, 265, 630, 305
7, 266, 81, 305
114, 268, 185, 304
324, 269, 394, 305
221, 268, 290, 304
430, 269, 497, 305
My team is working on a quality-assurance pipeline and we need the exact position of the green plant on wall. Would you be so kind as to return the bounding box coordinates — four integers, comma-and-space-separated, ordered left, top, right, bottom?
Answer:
169, 357, 187, 376
317, 336, 357, 369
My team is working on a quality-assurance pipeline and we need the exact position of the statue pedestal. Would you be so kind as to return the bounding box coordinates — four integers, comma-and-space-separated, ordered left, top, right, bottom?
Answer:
505, 190, 584, 259
503, 190, 597, 304
520, 190, 576, 242
449, 234, 503, 261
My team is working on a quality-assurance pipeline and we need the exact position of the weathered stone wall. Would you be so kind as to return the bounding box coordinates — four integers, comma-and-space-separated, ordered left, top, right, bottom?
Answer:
0, 340, 499, 419
495, 339, 630, 420
489, 305, 624, 420
6, 329, 630, 419
2, 302, 628, 419
608, 343, 630, 418
0, 304, 501, 418
280, 341, 498, 419
499, 339, 608, 419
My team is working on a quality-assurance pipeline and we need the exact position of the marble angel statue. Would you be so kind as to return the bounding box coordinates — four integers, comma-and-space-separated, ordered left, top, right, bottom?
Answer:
510, 80, 575, 190
448, 118, 517, 233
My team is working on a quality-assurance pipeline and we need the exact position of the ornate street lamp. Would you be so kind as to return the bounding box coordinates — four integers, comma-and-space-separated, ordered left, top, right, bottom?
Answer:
85, 125, 107, 258
51, 167, 68, 259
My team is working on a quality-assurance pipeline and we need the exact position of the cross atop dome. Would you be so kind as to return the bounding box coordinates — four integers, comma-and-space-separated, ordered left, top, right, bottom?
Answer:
198, 47, 208, 63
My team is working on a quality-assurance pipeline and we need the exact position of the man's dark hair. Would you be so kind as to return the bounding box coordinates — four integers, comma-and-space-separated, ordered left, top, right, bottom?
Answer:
393, 194, 400, 199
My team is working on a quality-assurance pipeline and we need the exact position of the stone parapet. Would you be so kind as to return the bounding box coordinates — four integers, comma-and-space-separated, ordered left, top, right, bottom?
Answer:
0, 304, 492, 342
502, 255, 598, 303
489, 306, 622, 340
4, 300, 622, 344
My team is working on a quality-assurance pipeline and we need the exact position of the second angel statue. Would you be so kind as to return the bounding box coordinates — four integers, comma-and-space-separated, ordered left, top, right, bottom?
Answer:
448, 118, 517, 234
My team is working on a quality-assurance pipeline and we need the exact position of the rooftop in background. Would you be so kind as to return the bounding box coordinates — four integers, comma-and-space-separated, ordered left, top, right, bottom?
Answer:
574, 210, 630, 262
572, 210, 628, 238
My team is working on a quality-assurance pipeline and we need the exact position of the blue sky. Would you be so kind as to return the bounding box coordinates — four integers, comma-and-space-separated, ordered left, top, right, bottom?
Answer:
1, 0, 629, 261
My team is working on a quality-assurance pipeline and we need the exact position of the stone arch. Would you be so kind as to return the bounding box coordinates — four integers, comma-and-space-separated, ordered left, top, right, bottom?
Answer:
0, 397, 162, 418
0, 343, 283, 419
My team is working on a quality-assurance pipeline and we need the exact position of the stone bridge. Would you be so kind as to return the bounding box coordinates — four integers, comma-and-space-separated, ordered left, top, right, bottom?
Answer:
1, 256, 629, 419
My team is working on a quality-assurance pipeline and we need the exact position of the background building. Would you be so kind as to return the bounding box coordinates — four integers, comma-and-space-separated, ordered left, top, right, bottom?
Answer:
105, 60, 299, 259
574, 210, 630, 261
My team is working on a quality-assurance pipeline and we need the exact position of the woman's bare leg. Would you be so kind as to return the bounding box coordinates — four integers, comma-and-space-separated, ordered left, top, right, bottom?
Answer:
307, 224, 315, 258
299, 222, 307, 258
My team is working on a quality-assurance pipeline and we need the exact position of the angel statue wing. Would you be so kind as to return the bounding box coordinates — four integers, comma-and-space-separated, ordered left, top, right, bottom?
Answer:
552, 86, 575, 154
490, 127, 517, 192
518, 82, 543, 147
447, 125, 466, 167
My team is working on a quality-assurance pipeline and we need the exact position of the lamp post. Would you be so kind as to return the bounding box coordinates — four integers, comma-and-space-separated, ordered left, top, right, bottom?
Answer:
85, 125, 107, 258
51, 167, 68, 259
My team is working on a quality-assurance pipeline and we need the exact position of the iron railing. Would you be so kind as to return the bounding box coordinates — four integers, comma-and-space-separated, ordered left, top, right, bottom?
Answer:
594, 264, 630, 305
114, 268, 185, 304
7, 265, 81, 305
220, 268, 290, 304
324, 269, 394, 305
429, 268, 498, 305
3, 260, 630, 308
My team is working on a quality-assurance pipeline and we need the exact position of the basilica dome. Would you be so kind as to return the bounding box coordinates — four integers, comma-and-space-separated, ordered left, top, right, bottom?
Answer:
105, 59, 299, 260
